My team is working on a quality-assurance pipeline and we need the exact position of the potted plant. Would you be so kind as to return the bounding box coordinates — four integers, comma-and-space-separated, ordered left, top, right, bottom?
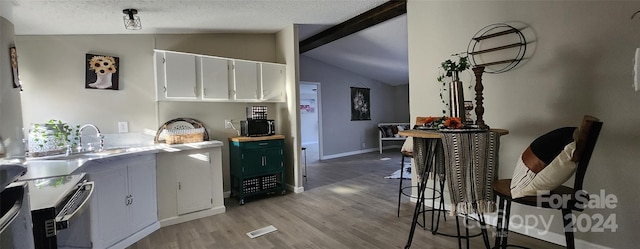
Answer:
28, 119, 80, 157
436, 53, 470, 121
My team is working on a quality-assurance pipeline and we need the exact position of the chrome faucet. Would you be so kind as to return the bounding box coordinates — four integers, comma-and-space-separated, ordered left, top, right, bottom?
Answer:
78, 124, 104, 152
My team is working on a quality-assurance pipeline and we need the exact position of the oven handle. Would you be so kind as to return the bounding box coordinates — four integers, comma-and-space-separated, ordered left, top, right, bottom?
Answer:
55, 181, 94, 230
0, 189, 23, 234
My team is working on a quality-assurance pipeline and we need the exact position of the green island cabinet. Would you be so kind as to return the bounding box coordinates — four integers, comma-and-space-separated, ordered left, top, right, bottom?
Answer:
229, 135, 286, 204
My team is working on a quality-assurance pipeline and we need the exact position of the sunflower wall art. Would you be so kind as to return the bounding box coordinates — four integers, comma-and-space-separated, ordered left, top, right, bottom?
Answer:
86, 53, 119, 90
350, 87, 371, 121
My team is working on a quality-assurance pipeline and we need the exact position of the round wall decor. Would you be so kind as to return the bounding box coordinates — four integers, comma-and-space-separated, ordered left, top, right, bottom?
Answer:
467, 23, 526, 74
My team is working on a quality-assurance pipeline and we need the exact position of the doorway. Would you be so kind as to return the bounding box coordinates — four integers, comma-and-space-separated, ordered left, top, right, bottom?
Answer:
299, 82, 321, 164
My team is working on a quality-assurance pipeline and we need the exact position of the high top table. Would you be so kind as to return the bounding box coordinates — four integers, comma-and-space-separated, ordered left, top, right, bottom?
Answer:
399, 128, 509, 249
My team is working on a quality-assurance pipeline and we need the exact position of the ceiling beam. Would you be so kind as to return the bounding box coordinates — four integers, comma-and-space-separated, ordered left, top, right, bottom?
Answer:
299, 0, 407, 54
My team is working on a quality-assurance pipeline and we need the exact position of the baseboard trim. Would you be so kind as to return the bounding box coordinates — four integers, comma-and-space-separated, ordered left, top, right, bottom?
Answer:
321, 148, 379, 160
287, 183, 305, 193
159, 206, 226, 227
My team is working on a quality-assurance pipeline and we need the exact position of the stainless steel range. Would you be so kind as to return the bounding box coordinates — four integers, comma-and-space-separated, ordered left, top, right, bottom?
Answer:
27, 173, 94, 249
1, 161, 34, 249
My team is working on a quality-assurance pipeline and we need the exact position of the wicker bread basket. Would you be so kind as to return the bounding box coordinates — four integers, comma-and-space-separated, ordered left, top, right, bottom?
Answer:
155, 118, 209, 144
163, 127, 204, 144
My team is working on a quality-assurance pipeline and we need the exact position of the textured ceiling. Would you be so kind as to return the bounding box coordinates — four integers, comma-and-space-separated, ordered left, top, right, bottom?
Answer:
4, 0, 387, 35
2, 0, 408, 86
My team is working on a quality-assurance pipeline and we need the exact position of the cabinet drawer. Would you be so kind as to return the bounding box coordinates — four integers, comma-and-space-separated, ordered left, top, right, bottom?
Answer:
235, 139, 283, 149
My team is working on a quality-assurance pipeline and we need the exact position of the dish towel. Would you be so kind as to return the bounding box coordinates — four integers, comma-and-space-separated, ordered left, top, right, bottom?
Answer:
440, 131, 501, 215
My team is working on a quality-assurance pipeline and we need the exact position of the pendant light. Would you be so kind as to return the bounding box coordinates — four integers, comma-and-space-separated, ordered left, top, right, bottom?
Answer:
123, 9, 142, 30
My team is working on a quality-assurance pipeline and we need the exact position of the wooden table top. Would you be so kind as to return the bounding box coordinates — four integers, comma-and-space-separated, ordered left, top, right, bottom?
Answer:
398, 128, 509, 139
228, 134, 285, 142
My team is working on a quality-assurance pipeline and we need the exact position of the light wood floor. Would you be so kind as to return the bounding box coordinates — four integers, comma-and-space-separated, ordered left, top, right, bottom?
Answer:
129, 149, 563, 249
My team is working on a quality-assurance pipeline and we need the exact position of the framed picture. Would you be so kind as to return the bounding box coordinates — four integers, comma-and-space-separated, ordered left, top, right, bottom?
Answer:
300, 98, 316, 113
9, 47, 22, 90
350, 87, 371, 121
86, 53, 119, 90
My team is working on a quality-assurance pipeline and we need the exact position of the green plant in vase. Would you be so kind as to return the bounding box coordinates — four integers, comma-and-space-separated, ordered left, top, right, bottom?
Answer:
29, 119, 80, 156
436, 53, 470, 115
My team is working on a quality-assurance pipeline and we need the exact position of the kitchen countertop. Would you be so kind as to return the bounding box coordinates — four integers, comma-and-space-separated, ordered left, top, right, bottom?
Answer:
20, 140, 223, 181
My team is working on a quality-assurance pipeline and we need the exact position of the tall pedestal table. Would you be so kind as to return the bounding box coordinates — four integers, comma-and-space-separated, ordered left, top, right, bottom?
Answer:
398, 128, 509, 249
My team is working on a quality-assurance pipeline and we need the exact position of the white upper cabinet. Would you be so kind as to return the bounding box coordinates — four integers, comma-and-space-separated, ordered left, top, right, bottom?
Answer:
232, 60, 260, 101
200, 56, 230, 100
163, 52, 197, 99
261, 63, 286, 102
154, 49, 285, 102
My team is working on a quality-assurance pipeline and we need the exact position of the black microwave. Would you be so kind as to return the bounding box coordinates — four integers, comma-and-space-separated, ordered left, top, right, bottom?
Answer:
241, 119, 275, 137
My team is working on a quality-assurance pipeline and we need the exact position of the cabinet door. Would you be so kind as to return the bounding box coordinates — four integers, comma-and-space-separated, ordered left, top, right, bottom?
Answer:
154, 51, 167, 101
127, 158, 158, 233
233, 60, 259, 100
176, 152, 213, 215
261, 63, 286, 102
90, 165, 130, 248
164, 52, 197, 98
262, 146, 284, 172
201, 57, 230, 100
241, 148, 283, 175
240, 149, 265, 176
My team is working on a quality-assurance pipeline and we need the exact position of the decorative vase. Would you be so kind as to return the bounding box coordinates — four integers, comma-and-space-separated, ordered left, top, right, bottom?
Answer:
27, 123, 69, 157
449, 72, 466, 125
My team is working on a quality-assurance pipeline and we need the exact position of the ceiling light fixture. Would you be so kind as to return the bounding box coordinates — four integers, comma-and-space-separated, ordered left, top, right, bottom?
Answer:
123, 9, 142, 30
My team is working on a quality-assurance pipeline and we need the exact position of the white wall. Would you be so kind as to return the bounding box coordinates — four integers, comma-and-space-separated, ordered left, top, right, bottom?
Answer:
0, 17, 25, 158
16, 33, 298, 193
275, 25, 302, 192
18, 35, 158, 134
407, 1, 639, 248
300, 55, 410, 156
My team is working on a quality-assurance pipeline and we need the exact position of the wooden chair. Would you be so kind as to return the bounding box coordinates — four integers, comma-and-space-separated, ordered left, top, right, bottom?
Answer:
492, 115, 603, 249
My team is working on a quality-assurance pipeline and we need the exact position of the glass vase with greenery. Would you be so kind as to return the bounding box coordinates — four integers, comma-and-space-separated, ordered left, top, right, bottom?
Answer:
29, 119, 80, 156
436, 53, 470, 114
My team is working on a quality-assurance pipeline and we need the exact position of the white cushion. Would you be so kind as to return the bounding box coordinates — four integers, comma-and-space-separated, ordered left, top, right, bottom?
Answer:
511, 141, 577, 198
401, 136, 413, 153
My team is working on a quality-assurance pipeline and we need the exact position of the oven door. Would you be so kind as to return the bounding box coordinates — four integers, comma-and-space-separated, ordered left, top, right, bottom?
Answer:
54, 180, 94, 249
55, 180, 93, 230
0, 182, 35, 249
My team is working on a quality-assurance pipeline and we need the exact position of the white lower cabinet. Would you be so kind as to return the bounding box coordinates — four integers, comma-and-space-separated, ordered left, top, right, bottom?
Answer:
86, 154, 159, 249
156, 146, 225, 227
176, 153, 213, 215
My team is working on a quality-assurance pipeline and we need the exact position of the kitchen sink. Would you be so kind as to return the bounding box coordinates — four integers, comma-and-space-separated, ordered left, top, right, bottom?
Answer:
84, 148, 129, 156
27, 147, 140, 161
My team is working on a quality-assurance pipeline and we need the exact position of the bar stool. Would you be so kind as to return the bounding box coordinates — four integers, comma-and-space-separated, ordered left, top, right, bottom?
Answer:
397, 138, 447, 231
301, 147, 307, 182
397, 150, 413, 217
